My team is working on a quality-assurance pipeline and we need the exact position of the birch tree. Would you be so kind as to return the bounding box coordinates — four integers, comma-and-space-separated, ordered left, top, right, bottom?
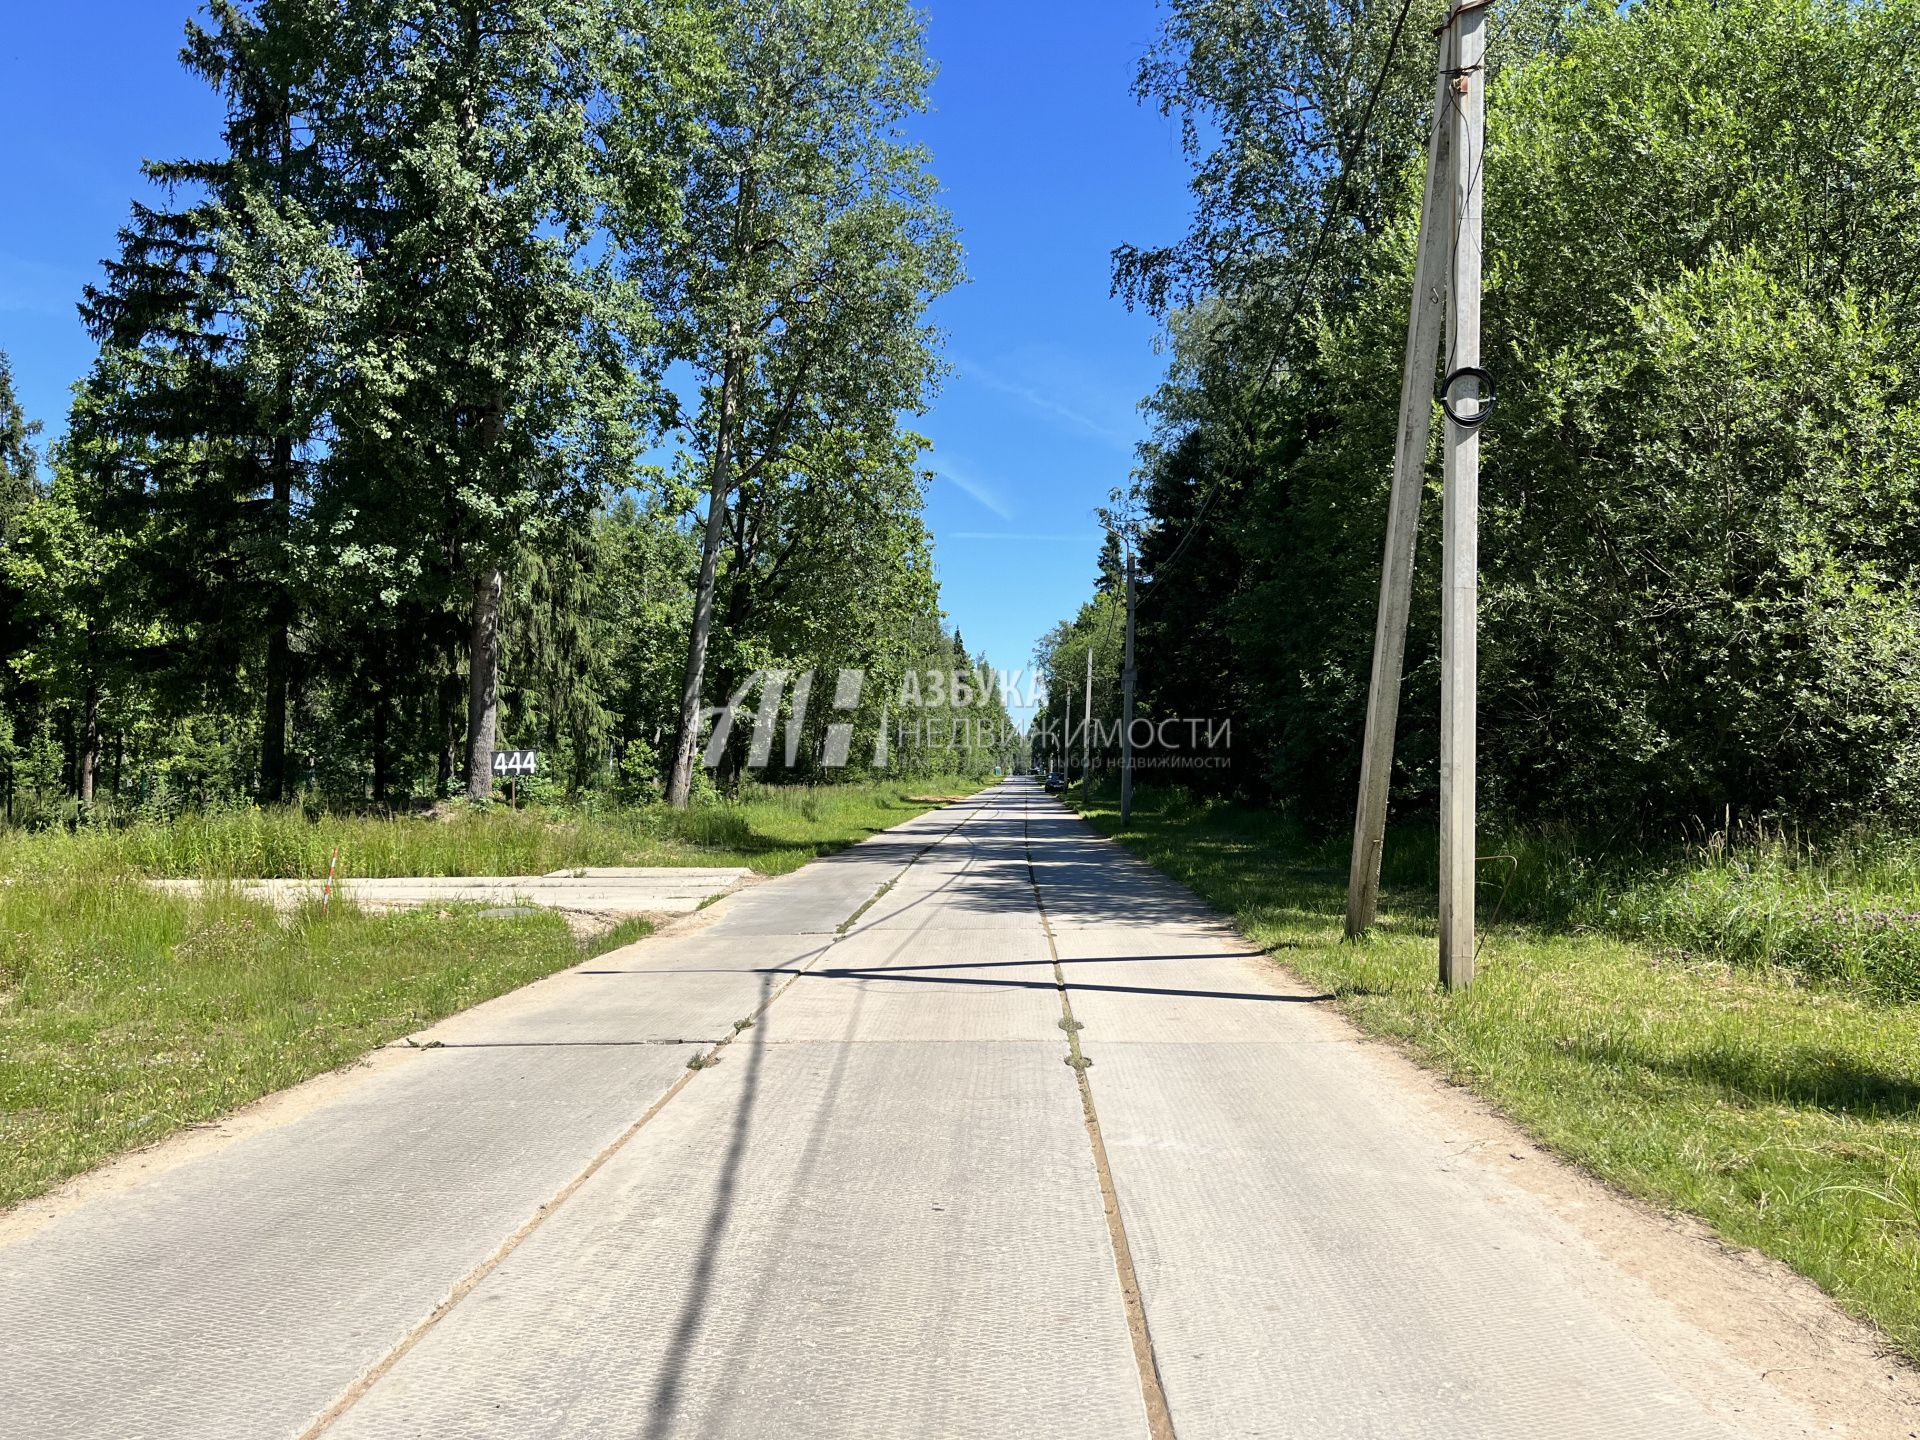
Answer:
608, 0, 961, 806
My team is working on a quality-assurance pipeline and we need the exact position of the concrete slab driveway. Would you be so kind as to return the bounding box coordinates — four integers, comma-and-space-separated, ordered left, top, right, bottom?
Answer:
0, 782, 1885, 1438
148, 867, 753, 920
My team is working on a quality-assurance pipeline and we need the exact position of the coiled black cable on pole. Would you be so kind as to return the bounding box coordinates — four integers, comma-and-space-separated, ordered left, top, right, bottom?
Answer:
1440, 365, 1495, 429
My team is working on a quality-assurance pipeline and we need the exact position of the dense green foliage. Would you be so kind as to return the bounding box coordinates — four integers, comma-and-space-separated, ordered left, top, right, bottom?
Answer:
1063, 0, 1920, 834
602, 0, 964, 804
0, 0, 1005, 825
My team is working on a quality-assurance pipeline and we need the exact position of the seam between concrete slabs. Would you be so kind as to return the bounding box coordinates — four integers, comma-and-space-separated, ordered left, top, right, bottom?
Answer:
1024, 790, 1178, 1440
298, 802, 986, 1440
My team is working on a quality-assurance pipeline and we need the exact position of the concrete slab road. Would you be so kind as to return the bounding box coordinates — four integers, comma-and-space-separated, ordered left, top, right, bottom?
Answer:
0, 781, 1898, 1438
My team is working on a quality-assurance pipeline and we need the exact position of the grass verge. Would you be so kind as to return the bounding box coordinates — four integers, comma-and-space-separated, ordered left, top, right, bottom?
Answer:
0, 885, 623, 1209
1073, 785, 1920, 1360
0, 779, 982, 1208
0, 777, 985, 881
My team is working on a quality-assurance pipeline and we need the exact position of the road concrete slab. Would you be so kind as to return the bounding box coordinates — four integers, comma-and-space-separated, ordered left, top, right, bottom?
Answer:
0, 1044, 701, 1440
326, 1041, 1146, 1440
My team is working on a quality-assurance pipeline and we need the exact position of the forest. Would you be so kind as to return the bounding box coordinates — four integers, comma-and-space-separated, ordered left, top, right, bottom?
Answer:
1039, 0, 1920, 837
0, 0, 1018, 825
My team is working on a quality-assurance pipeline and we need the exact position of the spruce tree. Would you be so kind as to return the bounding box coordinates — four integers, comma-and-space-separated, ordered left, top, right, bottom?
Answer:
0, 351, 39, 528
77, 0, 336, 801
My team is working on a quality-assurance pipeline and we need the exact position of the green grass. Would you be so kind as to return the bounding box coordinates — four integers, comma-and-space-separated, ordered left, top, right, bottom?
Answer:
0, 779, 983, 1208
0, 884, 622, 1209
0, 776, 986, 882
1073, 786, 1920, 1359
1381, 823, 1920, 1003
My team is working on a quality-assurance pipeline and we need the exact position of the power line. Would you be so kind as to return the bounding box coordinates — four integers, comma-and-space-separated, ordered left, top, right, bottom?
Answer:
1138, 0, 1426, 604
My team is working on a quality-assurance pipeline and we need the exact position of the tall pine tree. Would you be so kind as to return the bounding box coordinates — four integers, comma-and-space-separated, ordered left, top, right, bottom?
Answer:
78, 0, 337, 800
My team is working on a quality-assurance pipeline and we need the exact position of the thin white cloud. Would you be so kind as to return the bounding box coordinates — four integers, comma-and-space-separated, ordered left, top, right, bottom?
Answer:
954, 353, 1137, 451
932, 454, 1014, 520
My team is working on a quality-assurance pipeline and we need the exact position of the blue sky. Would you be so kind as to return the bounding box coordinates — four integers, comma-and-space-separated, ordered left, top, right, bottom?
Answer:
0, 1, 1192, 718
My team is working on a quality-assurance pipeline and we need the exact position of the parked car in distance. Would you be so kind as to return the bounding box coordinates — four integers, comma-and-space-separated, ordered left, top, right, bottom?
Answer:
1044, 770, 1067, 794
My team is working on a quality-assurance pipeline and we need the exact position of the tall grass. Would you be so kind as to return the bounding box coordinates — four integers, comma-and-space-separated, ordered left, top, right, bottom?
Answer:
0, 879, 600, 1208
0, 777, 983, 882
1360, 818, 1920, 1004
0, 778, 983, 1208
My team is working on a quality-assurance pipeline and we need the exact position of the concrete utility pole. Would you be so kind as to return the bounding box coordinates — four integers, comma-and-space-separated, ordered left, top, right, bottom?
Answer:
1438, 0, 1488, 989
1343, 0, 1490, 990
1344, 26, 1457, 940
1081, 644, 1094, 806
1121, 551, 1138, 826
1062, 686, 1072, 779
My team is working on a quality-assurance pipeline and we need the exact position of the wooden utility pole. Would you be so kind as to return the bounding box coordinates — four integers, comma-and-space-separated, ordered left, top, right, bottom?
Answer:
1343, 0, 1489, 989
1121, 551, 1137, 825
1081, 644, 1094, 806
1438, 0, 1488, 989
1344, 27, 1457, 939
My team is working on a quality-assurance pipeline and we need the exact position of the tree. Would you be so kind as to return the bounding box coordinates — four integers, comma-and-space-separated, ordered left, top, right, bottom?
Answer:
2, 440, 147, 809
10, 0, 985, 814
1093, 532, 1125, 595
1470, 0, 1920, 820
0, 351, 38, 527
1099, 0, 1920, 831
1032, 584, 1128, 778
593, 492, 699, 798
77, 0, 339, 802
0, 350, 41, 817
1117, 0, 1441, 337
607, 0, 961, 807
316, 0, 648, 802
